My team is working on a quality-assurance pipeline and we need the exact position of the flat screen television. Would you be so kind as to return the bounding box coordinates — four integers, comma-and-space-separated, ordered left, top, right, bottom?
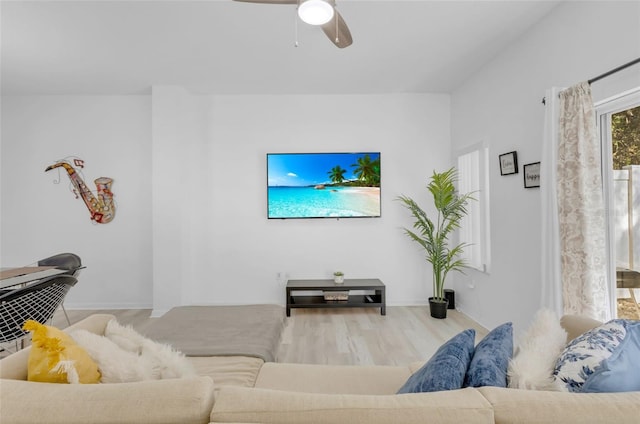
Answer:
267, 152, 381, 219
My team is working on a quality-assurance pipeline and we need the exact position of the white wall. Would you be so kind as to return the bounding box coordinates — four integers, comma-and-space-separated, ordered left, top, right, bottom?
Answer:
0, 96, 153, 308
151, 91, 452, 314
1, 92, 452, 314
450, 1, 640, 332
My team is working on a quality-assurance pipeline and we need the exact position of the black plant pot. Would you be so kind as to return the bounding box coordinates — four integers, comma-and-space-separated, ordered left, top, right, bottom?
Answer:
429, 297, 449, 319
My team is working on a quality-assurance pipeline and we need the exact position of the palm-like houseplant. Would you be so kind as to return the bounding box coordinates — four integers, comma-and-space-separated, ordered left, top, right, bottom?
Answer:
397, 167, 474, 319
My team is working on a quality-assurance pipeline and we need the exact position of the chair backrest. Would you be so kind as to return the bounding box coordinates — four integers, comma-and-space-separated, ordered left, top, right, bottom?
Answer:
37, 253, 82, 277
0, 275, 78, 343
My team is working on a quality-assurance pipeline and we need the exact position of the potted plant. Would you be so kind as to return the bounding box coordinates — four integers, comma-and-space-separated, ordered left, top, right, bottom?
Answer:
333, 271, 344, 284
397, 168, 474, 319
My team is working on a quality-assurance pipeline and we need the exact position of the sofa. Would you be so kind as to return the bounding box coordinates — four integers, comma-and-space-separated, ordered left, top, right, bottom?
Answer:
1, 313, 640, 424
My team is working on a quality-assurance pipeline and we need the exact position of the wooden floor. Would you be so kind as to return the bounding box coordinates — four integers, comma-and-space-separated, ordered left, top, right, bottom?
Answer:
2, 306, 487, 365
278, 307, 487, 366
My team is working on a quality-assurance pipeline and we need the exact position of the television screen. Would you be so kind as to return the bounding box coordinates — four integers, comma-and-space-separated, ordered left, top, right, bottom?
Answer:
267, 152, 381, 219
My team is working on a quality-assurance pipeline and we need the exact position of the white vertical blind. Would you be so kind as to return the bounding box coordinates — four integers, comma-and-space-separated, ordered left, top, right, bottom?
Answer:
457, 142, 491, 273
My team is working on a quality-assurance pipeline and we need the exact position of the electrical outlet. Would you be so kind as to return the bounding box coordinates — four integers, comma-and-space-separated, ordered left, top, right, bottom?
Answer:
468, 279, 475, 289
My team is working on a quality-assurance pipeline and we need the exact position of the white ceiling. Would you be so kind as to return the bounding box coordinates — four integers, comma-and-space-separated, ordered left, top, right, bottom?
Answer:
0, 0, 561, 95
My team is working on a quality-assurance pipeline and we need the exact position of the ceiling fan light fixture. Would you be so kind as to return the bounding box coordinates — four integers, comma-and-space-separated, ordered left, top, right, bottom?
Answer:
298, 0, 334, 26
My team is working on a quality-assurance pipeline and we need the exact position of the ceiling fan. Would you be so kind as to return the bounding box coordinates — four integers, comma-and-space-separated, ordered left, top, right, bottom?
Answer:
233, 0, 353, 49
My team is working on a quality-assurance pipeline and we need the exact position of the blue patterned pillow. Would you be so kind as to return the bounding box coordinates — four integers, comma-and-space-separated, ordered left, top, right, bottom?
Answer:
397, 329, 475, 393
464, 322, 513, 388
553, 319, 640, 393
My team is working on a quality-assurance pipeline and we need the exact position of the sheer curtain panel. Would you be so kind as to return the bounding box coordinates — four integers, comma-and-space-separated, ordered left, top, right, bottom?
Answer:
557, 82, 611, 321
541, 87, 564, 317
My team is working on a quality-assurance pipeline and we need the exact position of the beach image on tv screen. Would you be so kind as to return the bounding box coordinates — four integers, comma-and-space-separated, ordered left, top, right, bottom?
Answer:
267, 152, 381, 219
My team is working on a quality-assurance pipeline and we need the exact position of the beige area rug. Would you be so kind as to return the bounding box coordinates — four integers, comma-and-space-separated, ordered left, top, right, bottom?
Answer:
143, 305, 285, 362
617, 298, 640, 320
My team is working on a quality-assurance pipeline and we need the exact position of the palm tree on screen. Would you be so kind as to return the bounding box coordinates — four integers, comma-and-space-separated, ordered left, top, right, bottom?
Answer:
352, 155, 380, 186
328, 166, 347, 184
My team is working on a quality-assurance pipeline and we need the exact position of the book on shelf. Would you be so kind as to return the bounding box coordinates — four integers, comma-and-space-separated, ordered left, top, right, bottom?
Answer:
323, 291, 349, 301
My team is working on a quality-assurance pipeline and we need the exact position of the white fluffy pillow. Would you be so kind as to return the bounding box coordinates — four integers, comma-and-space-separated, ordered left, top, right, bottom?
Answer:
507, 309, 567, 390
105, 319, 196, 380
70, 320, 196, 383
104, 319, 147, 354
70, 329, 155, 383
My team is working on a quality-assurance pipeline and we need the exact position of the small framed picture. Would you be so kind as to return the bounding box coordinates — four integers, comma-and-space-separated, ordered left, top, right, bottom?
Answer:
523, 162, 541, 188
499, 151, 518, 175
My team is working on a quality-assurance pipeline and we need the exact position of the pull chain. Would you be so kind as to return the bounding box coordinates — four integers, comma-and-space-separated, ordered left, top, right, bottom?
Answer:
294, 1, 299, 47
334, 3, 339, 44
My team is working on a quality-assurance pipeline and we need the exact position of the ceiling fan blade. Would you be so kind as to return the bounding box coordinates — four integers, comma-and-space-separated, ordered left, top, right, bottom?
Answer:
232, 0, 296, 4
321, 9, 352, 48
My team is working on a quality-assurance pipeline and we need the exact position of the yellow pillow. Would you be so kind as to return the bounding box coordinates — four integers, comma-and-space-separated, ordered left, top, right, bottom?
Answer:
22, 320, 101, 384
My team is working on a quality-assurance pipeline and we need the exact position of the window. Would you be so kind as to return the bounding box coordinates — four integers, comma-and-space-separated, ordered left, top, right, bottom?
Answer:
596, 87, 640, 319
456, 140, 491, 273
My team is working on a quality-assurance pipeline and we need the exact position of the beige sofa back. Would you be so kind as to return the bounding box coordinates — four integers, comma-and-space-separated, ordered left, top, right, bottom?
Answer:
212, 313, 640, 424
0, 314, 216, 424
211, 386, 495, 424
1, 377, 216, 424
560, 314, 603, 342
255, 362, 411, 394
479, 386, 640, 424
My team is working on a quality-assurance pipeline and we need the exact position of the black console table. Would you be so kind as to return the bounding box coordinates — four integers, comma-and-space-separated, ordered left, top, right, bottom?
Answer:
286, 278, 386, 317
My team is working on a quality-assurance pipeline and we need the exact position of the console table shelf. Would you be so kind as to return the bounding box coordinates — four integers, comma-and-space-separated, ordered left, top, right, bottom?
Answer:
286, 278, 386, 317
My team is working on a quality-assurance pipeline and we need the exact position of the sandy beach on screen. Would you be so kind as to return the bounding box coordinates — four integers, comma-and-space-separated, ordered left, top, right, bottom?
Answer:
343, 186, 380, 197
339, 187, 380, 215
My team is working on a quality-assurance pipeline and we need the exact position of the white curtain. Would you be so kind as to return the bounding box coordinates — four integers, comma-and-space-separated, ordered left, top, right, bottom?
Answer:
556, 82, 611, 321
540, 87, 564, 317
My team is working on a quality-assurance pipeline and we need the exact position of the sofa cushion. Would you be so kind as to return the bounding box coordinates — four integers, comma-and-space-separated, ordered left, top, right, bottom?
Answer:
211, 386, 494, 424
22, 320, 100, 384
143, 305, 285, 362
508, 309, 567, 390
554, 319, 640, 393
0, 376, 215, 424
188, 355, 264, 387
560, 314, 603, 342
465, 322, 512, 388
397, 329, 475, 393
479, 386, 640, 424
255, 362, 411, 394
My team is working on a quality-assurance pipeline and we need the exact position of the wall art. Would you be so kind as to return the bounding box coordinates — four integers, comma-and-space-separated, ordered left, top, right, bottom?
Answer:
523, 162, 541, 188
45, 158, 116, 223
499, 151, 518, 175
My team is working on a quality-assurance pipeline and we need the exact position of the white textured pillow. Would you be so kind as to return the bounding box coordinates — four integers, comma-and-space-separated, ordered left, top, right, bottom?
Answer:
70, 329, 155, 383
507, 309, 567, 390
104, 319, 147, 354
71, 320, 196, 383
105, 319, 196, 380
140, 337, 197, 379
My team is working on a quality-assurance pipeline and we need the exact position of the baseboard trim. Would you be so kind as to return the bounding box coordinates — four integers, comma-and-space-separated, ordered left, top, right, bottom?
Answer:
63, 302, 153, 310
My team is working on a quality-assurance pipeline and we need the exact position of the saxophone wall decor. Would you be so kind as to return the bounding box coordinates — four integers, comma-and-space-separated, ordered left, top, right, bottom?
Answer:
45, 158, 116, 224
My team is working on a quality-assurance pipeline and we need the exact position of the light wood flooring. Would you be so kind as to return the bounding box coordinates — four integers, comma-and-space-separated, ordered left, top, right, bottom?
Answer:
2, 306, 487, 365
278, 307, 487, 365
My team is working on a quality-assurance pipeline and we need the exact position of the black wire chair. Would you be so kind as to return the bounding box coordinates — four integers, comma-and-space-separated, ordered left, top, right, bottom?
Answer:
0, 274, 78, 350
38, 252, 82, 276
37, 253, 82, 325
